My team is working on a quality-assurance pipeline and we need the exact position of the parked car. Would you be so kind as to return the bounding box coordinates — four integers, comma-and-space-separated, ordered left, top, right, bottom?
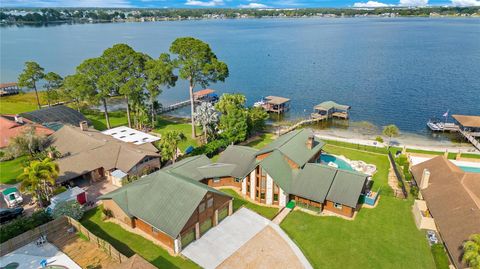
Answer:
427, 230, 439, 244
0, 207, 24, 224
2, 187, 23, 208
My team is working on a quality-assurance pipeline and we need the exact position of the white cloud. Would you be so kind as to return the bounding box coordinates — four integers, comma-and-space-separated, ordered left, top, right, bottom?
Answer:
238, 2, 269, 8
399, 0, 428, 6
185, 0, 224, 6
0, 0, 132, 7
353, 1, 391, 7
450, 0, 480, 6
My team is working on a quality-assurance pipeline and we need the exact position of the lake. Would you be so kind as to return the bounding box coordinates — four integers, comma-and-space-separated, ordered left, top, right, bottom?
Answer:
1, 18, 479, 135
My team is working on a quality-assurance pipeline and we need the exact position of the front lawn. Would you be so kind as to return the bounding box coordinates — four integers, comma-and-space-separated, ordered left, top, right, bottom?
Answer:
245, 133, 276, 149
280, 144, 436, 269
221, 188, 279, 220
82, 110, 129, 131
80, 207, 199, 269
153, 118, 200, 152
0, 92, 47, 114
0, 156, 27, 184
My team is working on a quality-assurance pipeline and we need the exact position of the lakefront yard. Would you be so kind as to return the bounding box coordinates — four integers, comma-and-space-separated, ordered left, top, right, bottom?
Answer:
280, 144, 437, 269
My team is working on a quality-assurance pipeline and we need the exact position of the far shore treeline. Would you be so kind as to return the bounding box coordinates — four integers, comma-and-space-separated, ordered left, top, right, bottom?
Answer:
1, 6, 479, 25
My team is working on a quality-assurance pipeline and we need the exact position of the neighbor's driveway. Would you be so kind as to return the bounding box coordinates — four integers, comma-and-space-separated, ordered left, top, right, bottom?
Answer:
181, 207, 270, 269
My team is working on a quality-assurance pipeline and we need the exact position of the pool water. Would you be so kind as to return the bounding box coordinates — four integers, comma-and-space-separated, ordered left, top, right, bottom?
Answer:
458, 166, 480, 173
320, 154, 355, 172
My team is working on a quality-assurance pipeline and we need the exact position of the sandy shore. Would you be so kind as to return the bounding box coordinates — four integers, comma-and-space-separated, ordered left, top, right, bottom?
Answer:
310, 128, 479, 154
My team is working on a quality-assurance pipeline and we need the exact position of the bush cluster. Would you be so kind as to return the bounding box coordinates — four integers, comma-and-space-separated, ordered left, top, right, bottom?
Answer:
191, 139, 230, 158
0, 211, 52, 243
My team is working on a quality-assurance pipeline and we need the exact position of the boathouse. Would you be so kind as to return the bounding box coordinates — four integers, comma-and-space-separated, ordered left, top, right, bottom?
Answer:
261, 96, 290, 114
312, 101, 350, 119
452, 114, 480, 135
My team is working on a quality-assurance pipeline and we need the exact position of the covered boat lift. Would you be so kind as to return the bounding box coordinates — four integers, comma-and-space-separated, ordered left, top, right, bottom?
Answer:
312, 101, 351, 120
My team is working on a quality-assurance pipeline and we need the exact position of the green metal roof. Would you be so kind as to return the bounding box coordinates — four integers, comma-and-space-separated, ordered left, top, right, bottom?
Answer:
314, 101, 351, 111
259, 151, 293, 193
163, 155, 211, 181
291, 164, 337, 203
326, 169, 367, 208
100, 169, 230, 239
218, 145, 259, 178
257, 129, 325, 167
196, 163, 238, 179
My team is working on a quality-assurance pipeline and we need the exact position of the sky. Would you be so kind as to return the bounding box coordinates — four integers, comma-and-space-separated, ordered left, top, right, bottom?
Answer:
0, 0, 479, 9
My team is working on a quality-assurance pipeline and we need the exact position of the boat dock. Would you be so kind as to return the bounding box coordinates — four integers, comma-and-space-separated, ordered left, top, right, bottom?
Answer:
158, 89, 218, 114
255, 96, 291, 114
311, 101, 351, 120
427, 114, 480, 151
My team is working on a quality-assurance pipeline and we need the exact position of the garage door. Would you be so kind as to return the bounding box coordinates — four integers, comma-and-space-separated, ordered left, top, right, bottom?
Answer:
181, 228, 195, 248
200, 218, 212, 235
218, 206, 228, 223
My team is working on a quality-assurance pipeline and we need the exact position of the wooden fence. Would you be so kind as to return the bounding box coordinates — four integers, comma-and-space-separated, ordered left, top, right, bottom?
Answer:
388, 151, 408, 199
0, 216, 128, 263
0, 217, 66, 256
64, 216, 129, 263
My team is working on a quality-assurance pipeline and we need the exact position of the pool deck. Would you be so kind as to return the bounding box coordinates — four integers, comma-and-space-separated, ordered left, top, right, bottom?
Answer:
0, 242, 81, 269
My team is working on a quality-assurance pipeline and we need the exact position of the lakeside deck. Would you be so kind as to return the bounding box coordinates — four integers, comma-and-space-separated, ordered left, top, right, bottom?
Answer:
427, 114, 480, 151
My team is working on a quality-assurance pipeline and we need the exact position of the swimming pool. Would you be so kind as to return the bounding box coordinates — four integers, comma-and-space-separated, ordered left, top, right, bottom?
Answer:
458, 166, 480, 173
320, 154, 355, 172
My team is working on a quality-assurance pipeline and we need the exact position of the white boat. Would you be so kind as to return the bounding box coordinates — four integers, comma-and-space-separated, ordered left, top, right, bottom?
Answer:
427, 120, 442, 131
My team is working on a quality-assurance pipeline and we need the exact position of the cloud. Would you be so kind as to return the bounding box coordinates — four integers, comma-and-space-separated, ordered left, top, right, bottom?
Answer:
450, 0, 480, 5
238, 2, 269, 8
0, 0, 132, 7
353, 1, 391, 7
399, 0, 428, 6
185, 0, 224, 6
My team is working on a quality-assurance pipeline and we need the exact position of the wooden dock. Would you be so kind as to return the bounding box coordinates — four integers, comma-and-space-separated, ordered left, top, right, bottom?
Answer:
459, 129, 480, 151
158, 99, 193, 113
280, 115, 327, 135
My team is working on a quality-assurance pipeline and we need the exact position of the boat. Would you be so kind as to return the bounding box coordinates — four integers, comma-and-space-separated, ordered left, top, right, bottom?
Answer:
253, 98, 266, 108
427, 119, 442, 131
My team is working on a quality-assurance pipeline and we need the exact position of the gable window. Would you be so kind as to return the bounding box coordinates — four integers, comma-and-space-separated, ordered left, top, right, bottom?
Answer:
199, 202, 205, 213
207, 198, 214, 208
333, 202, 343, 209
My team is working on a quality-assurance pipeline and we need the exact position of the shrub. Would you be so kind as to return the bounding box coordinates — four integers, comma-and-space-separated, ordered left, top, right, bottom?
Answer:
410, 185, 419, 198
102, 208, 113, 219
52, 186, 67, 196
375, 136, 384, 143
0, 211, 52, 243
191, 138, 230, 157
52, 200, 84, 220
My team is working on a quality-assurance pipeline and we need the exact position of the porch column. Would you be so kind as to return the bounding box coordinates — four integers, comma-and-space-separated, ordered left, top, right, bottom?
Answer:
241, 176, 247, 195
174, 238, 182, 254
228, 200, 233, 216
195, 222, 200, 240
250, 170, 256, 200
279, 188, 287, 207
266, 174, 273, 205
213, 209, 219, 226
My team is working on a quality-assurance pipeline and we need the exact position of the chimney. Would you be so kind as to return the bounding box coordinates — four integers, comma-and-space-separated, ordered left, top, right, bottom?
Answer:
420, 169, 430, 190
79, 121, 88, 131
306, 135, 314, 149
14, 115, 23, 124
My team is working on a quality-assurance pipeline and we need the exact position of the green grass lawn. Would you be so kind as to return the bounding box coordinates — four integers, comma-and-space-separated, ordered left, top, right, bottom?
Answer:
430, 244, 450, 269
82, 110, 129, 131
0, 156, 27, 184
221, 188, 279, 220
245, 133, 276, 149
0, 92, 46, 114
81, 207, 199, 269
153, 118, 200, 152
280, 143, 436, 269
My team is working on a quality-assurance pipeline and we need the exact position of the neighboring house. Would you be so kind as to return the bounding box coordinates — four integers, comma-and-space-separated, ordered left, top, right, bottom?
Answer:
0, 82, 20, 96
102, 126, 160, 145
411, 156, 480, 269
99, 158, 233, 254
20, 105, 91, 131
48, 124, 160, 187
0, 114, 54, 148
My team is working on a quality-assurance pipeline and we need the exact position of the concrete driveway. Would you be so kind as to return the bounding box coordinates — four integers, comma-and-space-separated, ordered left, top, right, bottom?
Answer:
181, 207, 270, 269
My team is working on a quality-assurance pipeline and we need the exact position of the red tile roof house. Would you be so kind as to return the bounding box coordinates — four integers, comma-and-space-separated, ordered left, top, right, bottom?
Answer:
0, 114, 54, 148
98, 129, 370, 255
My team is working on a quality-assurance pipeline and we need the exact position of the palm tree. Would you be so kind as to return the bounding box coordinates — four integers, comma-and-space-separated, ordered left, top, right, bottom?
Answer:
463, 234, 480, 269
18, 158, 59, 207
382, 124, 400, 147
159, 130, 186, 164
194, 102, 219, 143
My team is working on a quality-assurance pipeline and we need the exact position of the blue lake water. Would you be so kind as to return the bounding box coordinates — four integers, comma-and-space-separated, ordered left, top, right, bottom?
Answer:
1, 18, 479, 135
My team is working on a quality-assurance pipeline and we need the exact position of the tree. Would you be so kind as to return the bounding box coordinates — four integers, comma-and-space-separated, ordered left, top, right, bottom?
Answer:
18, 61, 45, 109
75, 57, 112, 129
52, 200, 84, 220
159, 130, 186, 163
219, 107, 248, 144
44, 72, 63, 106
62, 74, 90, 112
463, 234, 480, 269
194, 102, 219, 143
7, 126, 47, 157
382, 124, 400, 146
247, 106, 269, 135
215, 93, 246, 114
170, 37, 229, 138
18, 158, 59, 207
145, 53, 177, 127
